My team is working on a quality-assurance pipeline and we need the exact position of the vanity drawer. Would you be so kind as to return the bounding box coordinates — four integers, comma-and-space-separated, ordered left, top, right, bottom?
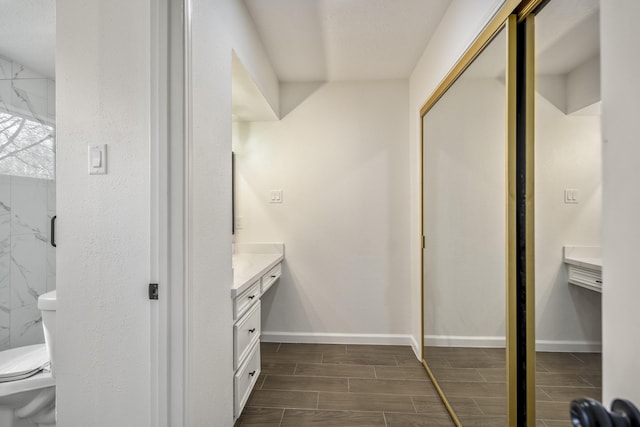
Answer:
234, 279, 260, 320
568, 265, 603, 292
234, 339, 260, 419
234, 301, 261, 370
261, 263, 282, 294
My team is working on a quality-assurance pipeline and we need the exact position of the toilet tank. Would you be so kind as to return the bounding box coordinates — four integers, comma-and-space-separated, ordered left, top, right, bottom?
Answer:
37, 290, 57, 377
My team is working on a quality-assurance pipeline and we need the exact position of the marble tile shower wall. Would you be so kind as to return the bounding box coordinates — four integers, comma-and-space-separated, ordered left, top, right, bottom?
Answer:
0, 55, 55, 124
0, 56, 55, 350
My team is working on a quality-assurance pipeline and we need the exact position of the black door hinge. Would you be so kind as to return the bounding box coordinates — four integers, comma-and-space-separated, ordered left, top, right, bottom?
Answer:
149, 283, 159, 300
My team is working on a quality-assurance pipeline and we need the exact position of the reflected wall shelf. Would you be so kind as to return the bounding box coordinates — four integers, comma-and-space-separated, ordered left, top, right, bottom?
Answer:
564, 246, 602, 293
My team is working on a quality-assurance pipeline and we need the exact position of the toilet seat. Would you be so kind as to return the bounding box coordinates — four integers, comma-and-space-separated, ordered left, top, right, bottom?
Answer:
0, 345, 49, 383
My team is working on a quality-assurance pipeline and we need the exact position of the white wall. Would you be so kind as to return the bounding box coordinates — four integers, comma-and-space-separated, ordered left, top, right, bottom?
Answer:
56, 0, 152, 425
223, 2, 279, 117
535, 94, 602, 351
567, 55, 601, 115
188, 0, 277, 424
601, 0, 640, 406
233, 80, 411, 343
409, 0, 505, 349
423, 77, 506, 345
57, 0, 277, 425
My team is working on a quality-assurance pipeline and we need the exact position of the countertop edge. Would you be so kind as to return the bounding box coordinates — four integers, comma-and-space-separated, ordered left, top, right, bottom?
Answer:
231, 253, 284, 298
563, 257, 602, 272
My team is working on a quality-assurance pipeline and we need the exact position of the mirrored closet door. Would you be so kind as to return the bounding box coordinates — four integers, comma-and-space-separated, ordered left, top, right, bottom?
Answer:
422, 24, 508, 427
533, 0, 603, 424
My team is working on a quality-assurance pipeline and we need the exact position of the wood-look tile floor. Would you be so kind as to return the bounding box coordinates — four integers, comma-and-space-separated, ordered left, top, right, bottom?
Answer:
425, 346, 602, 427
237, 343, 453, 426
237, 344, 601, 426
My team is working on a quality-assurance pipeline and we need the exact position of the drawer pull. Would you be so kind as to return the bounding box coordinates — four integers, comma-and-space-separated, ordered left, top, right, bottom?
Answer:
248, 295, 255, 300
270, 275, 277, 278
248, 328, 256, 333
249, 370, 256, 377
595, 280, 602, 284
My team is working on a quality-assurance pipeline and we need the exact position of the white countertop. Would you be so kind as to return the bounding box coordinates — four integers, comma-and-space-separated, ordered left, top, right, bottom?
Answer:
563, 246, 602, 272
231, 243, 284, 298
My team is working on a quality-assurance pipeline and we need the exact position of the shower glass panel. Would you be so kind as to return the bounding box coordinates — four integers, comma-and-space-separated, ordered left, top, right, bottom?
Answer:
422, 27, 507, 425
0, 55, 56, 350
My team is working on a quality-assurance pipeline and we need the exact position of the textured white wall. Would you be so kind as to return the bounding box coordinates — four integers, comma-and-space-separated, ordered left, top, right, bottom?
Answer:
601, 0, 640, 406
409, 0, 506, 350
233, 80, 411, 341
535, 93, 602, 350
56, 0, 152, 425
57, 0, 277, 424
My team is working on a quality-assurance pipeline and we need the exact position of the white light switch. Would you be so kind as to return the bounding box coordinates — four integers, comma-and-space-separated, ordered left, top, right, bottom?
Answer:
270, 190, 283, 203
89, 144, 107, 175
564, 189, 578, 204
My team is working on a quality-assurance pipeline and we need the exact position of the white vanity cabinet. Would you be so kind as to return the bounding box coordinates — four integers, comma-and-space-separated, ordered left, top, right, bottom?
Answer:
231, 243, 284, 420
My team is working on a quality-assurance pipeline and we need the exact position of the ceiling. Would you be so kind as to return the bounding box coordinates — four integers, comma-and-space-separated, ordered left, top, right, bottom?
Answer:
0, 0, 55, 78
243, 0, 452, 82
0, 0, 599, 89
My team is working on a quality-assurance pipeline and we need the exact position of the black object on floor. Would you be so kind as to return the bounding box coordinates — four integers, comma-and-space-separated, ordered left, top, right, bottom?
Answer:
571, 397, 640, 427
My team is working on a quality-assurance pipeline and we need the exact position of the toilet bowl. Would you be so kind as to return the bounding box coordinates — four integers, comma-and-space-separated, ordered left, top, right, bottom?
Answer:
0, 290, 57, 427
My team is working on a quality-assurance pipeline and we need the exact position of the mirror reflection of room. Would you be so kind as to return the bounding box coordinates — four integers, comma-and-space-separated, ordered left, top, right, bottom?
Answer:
534, 0, 602, 423
423, 27, 507, 426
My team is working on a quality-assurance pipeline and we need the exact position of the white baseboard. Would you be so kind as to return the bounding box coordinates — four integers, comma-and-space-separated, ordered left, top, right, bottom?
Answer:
535, 340, 602, 353
409, 334, 421, 359
424, 335, 602, 353
425, 335, 506, 348
261, 331, 417, 348
259, 333, 600, 354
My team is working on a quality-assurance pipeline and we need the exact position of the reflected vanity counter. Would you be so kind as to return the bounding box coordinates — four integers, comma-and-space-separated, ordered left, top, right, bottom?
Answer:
563, 246, 602, 292
231, 243, 284, 420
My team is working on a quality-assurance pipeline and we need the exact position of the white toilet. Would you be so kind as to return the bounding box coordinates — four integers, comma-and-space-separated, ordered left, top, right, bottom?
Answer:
0, 290, 57, 427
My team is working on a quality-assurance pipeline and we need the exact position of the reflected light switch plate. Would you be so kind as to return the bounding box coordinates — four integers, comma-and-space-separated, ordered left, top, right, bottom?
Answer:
270, 190, 283, 203
564, 188, 578, 204
89, 144, 107, 175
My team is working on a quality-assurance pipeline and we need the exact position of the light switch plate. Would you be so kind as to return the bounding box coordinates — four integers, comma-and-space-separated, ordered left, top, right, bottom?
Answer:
88, 144, 107, 175
270, 190, 283, 203
564, 188, 578, 204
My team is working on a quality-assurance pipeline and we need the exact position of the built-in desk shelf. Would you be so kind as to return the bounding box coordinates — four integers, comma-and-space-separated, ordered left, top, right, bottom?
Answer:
564, 246, 602, 293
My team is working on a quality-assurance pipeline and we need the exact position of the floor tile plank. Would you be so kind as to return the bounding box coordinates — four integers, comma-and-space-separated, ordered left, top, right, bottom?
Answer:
322, 352, 398, 366
318, 392, 416, 412
279, 343, 347, 354
280, 409, 386, 426
262, 375, 348, 392
246, 389, 319, 410
349, 378, 437, 396
235, 407, 283, 426
295, 363, 375, 378
384, 412, 454, 426
374, 365, 429, 380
